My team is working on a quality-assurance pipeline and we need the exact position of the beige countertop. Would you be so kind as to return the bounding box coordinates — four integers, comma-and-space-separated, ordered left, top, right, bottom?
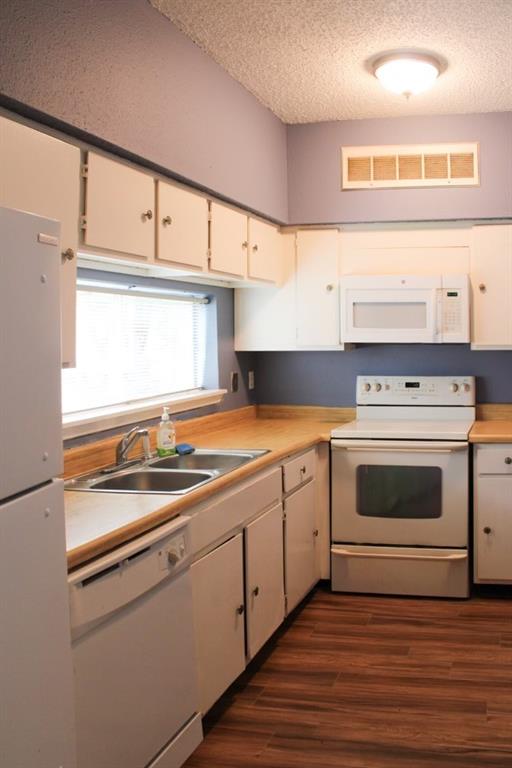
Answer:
65, 412, 341, 570
470, 420, 512, 443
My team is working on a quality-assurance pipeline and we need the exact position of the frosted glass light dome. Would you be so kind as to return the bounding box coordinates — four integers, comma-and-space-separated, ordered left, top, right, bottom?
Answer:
373, 54, 441, 97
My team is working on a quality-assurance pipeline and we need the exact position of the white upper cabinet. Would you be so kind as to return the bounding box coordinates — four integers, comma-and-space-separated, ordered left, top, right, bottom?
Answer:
83, 152, 155, 259
296, 229, 341, 347
247, 217, 279, 283
470, 225, 512, 348
208, 202, 247, 277
0, 116, 80, 367
156, 181, 208, 271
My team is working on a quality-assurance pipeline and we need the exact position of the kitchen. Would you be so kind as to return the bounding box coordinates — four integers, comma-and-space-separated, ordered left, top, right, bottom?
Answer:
1, 1, 512, 767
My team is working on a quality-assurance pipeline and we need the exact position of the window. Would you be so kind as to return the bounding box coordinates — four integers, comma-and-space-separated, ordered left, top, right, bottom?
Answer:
62, 276, 224, 437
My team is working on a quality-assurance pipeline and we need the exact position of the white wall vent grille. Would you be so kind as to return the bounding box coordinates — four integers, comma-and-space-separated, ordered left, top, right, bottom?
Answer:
341, 142, 479, 190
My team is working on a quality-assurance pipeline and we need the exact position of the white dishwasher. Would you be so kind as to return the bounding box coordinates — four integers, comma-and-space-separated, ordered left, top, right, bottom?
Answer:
68, 515, 202, 768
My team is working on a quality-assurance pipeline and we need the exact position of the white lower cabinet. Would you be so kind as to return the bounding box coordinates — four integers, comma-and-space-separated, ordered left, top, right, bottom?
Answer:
474, 444, 512, 583
284, 479, 318, 614
191, 534, 246, 715
245, 503, 285, 659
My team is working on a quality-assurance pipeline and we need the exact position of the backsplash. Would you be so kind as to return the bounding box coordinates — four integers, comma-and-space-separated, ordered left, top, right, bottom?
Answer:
254, 345, 512, 406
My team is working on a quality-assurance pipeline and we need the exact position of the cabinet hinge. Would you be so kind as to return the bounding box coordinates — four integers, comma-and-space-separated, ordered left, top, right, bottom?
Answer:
81, 164, 88, 178
207, 210, 212, 222
285, 595, 288, 613
80, 214, 87, 230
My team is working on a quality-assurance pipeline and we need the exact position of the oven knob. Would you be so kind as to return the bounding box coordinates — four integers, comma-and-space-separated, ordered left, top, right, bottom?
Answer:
363, 383, 371, 392
372, 383, 382, 392
463, 383, 471, 392
451, 383, 459, 393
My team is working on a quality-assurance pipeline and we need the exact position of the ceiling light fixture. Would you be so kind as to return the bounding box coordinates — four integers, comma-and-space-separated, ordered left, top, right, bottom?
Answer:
373, 53, 442, 98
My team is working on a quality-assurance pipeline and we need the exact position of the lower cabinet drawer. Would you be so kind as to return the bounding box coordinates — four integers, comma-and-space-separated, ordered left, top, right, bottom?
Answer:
476, 444, 512, 475
331, 545, 469, 598
283, 448, 315, 494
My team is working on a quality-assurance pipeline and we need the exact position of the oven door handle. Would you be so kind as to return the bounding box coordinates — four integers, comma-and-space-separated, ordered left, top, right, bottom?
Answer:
334, 548, 468, 562
331, 440, 467, 453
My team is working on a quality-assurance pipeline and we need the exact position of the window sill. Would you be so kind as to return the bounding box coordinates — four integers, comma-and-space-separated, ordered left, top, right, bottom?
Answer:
62, 389, 227, 440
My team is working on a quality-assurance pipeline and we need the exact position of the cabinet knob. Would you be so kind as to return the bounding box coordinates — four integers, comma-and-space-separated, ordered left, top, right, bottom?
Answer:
236, 604, 245, 615
61, 248, 75, 263
242, 241, 248, 249
300, 465, 307, 474
479, 283, 486, 293
252, 244, 259, 252
483, 526, 492, 535
505, 457, 512, 465
142, 209, 153, 221
162, 215, 172, 226
313, 529, 319, 538
326, 284, 334, 292
252, 586, 260, 597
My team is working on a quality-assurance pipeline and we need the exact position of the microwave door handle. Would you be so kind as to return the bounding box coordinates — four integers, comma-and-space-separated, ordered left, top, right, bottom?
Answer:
335, 549, 468, 562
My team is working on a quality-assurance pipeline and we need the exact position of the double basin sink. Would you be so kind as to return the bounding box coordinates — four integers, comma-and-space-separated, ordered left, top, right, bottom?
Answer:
65, 449, 269, 495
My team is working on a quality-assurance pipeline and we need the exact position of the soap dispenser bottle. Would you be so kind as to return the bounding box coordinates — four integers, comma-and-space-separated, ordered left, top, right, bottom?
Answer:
156, 407, 176, 457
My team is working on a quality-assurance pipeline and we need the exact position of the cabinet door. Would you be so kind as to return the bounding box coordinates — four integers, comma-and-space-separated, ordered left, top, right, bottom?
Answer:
296, 229, 341, 347
84, 152, 155, 260
475, 476, 512, 582
191, 535, 246, 714
156, 181, 208, 271
245, 503, 285, 659
471, 225, 512, 347
248, 217, 279, 282
284, 480, 318, 614
0, 116, 80, 367
209, 202, 247, 277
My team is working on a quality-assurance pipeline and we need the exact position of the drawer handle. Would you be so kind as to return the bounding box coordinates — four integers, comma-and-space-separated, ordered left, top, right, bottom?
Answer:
313, 529, 319, 538
162, 215, 172, 226
478, 283, 486, 293
61, 247, 75, 262
142, 209, 153, 221
252, 586, 260, 597
483, 526, 492, 535
236, 604, 245, 615
505, 457, 512, 465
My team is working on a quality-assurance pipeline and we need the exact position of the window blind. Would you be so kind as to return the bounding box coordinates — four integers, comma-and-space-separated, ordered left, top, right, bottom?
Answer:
62, 280, 208, 415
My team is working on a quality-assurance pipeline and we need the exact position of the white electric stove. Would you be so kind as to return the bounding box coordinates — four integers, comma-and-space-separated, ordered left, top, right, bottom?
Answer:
330, 376, 475, 598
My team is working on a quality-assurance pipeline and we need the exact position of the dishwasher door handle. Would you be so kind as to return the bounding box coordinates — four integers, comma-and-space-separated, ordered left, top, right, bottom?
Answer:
333, 548, 468, 562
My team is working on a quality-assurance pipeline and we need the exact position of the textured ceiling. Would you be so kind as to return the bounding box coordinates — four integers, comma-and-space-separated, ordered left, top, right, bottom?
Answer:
149, 0, 512, 123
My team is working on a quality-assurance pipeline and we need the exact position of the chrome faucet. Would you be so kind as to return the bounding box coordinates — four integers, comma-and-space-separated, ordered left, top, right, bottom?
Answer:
115, 426, 151, 466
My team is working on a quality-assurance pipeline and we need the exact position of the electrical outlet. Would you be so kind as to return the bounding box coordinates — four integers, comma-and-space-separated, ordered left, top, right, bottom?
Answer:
230, 371, 239, 393
248, 370, 255, 390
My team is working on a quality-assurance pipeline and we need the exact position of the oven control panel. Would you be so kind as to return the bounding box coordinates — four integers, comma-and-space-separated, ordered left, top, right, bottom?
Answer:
357, 376, 475, 406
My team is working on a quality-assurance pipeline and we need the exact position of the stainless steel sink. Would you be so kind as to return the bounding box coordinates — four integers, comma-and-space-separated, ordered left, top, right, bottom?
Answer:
65, 449, 269, 495
149, 449, 268, 472
91, 469, 214, 493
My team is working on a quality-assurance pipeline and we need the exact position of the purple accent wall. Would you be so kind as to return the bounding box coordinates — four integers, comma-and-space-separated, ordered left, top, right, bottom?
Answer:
0, 0, 288, 222
255, 346, 512, 406
287, 112, 512, 224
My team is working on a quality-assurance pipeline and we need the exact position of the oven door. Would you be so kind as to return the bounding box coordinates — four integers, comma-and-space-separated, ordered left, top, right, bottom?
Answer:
331, 439, 468, 547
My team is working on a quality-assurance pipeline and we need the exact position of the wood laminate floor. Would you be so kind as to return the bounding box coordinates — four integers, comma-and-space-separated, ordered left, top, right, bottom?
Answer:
185, 584, 512, 768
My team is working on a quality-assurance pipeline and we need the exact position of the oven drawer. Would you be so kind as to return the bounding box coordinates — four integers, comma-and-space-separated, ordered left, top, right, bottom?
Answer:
476, 445, 512, 475
331, 545, 468, 598
282, 449, 315, 494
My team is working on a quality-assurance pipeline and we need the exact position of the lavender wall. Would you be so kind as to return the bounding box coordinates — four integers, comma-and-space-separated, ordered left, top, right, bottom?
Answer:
287, 112, 512, 224
0, 0, 287, 222
255, 346, 512, 406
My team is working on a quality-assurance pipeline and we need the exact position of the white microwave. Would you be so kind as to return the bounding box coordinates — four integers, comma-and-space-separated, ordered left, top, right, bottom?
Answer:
340, 274, 470, 344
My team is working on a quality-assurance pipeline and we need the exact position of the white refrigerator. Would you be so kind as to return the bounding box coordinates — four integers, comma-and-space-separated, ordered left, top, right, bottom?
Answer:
0, 207, 76, 767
